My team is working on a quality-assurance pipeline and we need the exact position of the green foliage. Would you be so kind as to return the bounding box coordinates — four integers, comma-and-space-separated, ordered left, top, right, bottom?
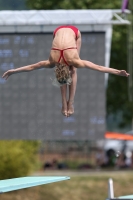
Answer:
0, 140, 40, 180
107, 25, 133, 128
26, 0, 121, 10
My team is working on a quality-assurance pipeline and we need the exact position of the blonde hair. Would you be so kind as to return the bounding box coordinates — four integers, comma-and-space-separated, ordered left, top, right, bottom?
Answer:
55, 64, 72, 85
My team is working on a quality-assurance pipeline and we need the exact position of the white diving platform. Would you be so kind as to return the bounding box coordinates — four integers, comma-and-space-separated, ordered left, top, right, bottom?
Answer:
0, 176, 70, 193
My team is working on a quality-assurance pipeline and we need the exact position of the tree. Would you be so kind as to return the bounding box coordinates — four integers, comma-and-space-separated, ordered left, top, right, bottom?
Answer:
0, 141, 40, 179
26, 0, 121, 10
107, 25, 133, 130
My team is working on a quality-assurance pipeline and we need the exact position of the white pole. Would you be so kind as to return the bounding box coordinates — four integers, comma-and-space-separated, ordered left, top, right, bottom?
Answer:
108, 178, 114, 199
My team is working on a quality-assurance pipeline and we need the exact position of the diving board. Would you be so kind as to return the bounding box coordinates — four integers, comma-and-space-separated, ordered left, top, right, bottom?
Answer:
107, 178, 133, 200
119, 195, 133, 199
0, 176, 70, 193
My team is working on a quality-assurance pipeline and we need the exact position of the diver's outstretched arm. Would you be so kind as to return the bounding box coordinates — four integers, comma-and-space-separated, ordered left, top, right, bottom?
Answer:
2, 60, 53, 80
74, 59, 129, 77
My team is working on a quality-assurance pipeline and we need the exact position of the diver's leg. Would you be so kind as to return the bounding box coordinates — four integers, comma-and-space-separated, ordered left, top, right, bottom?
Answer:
67, 31, 81, 117
67, 67, 77, 117
60, 84, 68, 117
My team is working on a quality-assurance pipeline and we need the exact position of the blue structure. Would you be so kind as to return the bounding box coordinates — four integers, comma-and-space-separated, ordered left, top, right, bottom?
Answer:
0, 176, 70, 193
119, 195, 133, 199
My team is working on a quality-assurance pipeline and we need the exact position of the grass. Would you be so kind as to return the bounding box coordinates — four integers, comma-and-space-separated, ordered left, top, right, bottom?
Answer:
1, 171, 133, 200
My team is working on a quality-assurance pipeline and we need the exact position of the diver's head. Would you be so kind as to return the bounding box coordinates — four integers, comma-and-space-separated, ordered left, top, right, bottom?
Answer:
55, 63, 72, 86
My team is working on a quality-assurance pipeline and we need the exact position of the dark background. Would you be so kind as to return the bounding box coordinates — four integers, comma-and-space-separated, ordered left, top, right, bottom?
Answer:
0, 32, 105, 140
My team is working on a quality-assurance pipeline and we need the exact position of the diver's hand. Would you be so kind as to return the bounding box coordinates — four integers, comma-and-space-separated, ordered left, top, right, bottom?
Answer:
119, 70, 130, 77
2, 69, 15, 80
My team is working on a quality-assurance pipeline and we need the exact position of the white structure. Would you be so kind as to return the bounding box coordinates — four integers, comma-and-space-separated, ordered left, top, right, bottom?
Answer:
108, 178, 114, 199
107, 178, 133, 200
0, 10, 130, 27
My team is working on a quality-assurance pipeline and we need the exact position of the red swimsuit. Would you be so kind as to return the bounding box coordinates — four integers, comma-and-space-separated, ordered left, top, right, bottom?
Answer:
52, 25, 79, 66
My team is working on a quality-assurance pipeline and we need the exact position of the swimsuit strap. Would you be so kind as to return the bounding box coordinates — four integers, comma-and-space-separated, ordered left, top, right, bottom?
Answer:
51, 47, 77, 66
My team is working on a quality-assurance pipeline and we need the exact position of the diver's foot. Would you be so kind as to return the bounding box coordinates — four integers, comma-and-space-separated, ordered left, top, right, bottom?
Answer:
61, 102, 68, 117
67, 101, 74, 117
62, 109, 67, 117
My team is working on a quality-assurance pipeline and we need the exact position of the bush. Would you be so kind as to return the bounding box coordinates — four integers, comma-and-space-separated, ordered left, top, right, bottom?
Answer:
0, 140, 40, 180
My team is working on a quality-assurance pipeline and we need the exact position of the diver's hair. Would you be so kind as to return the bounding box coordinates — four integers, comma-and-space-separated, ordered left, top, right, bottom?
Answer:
55, 64, 72, 85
